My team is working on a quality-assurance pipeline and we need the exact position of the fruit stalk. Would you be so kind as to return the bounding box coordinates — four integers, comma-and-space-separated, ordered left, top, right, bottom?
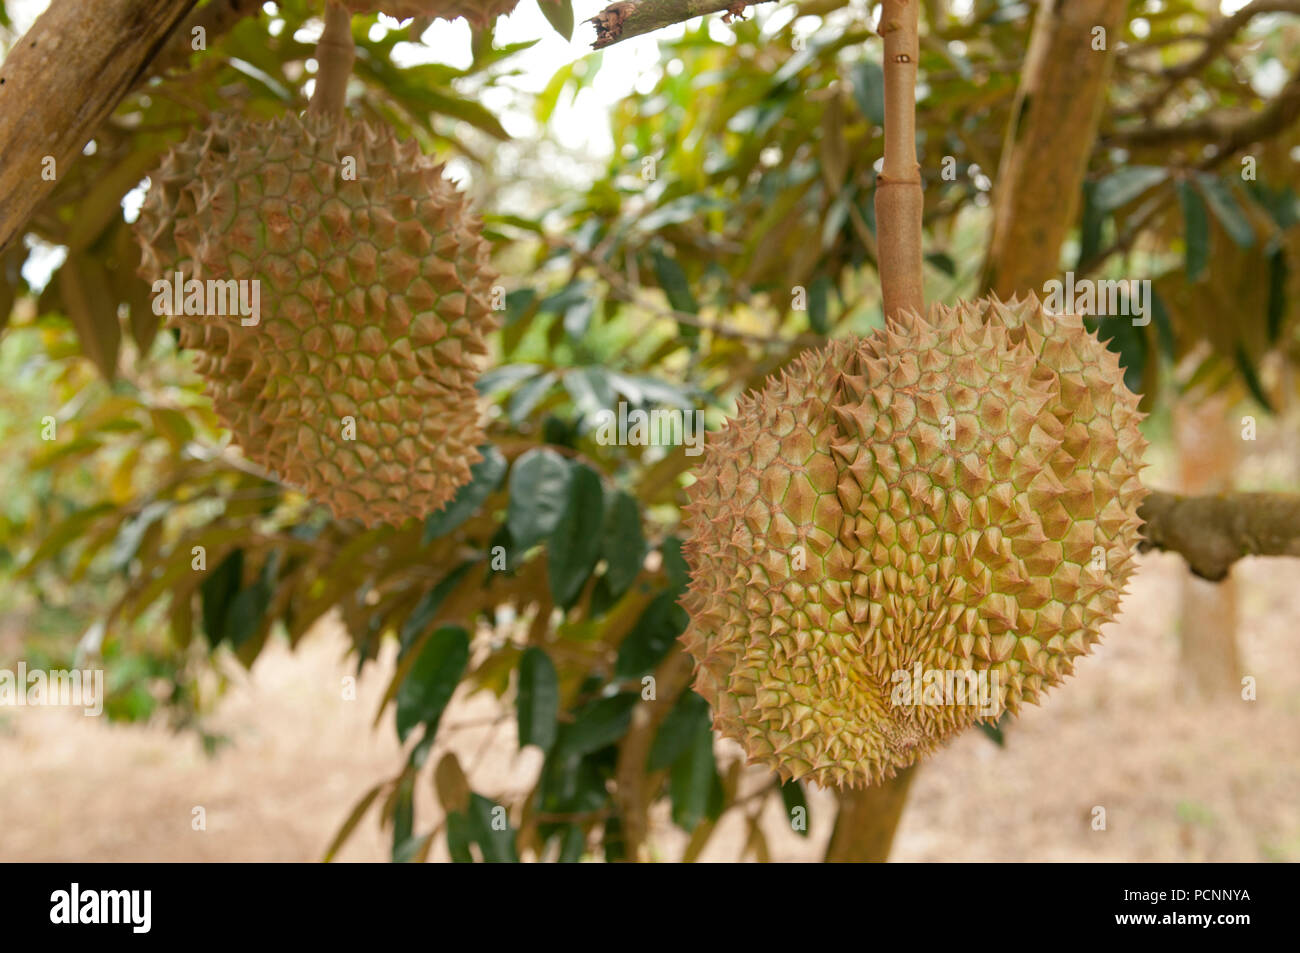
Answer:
874, 0, 924, 324
308, 1, 356, 123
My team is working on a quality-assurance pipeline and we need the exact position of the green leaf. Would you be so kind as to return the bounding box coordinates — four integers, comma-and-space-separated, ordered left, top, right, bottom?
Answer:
807, 275, 831, 334
395, 626, 470, 743
506, 449, 572, 551
1234, 343, 1274, 413
557, 824, 586, 862
446, 811, 475, 862
660, 535, 690, 593
1266, 247, 1288, 344
467, 793, 520, 862
669, 708, 717, 832
1076, 181, 1105, 268
537, 0, 574, 42
924, 252, 956, 278
422, 445, 506, 543
615, 591, 688, 679
517, 647, 560, 754
1195, 174, 1255, 247
779, 780, 809, 837
200, 549, 243, 647
600, 491, 645, 598
1093, 166, 1167, 212
648, 690, 710, 771
564, 366, 616, 419
558, 692, 639, 756
59, 251, 121, 379
851, 60, 885, 125
226, 552, 277, 651
651, 249, 699, 340
509, 370, 558, 425
547, 463, 604, 608
1178, 179, 1209, 281
391, 773, 415, 862
398, 563, 472, 656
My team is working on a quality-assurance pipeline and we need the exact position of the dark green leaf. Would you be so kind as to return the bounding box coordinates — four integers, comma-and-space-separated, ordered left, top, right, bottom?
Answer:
395, 626, 470, 743
660, 535, 690, 593
648, 690, 710, 771
391, 773, 415, 862
600, 491, 645, 598
506, 449, 572, 551
1234, 343, 1274, 413
1178, 179, 1209, 281
808, 275, 831, 334
517, 647, 560, 753
200, 549, 243, 647
399, 563, 473, 656
1196, 173, 1255, 247
446, 811, 475, 863
422, 445, 507, 543
548, 463, 604, 608
558, 692, 639, 756
467, 793, 519, 862
779, 780, 809, 837
615, 590, 688, 679
1093, 166, 1167, 212
1266, 248, 1287, 344
669, 708, 717, 831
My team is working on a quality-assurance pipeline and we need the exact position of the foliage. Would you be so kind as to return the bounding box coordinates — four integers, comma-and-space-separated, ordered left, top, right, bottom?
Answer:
1, 0, 1298, 860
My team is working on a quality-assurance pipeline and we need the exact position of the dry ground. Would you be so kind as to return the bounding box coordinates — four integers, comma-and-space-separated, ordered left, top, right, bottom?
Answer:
1, 551, 1297, 862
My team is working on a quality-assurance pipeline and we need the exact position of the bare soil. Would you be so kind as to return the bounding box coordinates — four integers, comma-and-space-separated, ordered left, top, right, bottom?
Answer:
1, 551, 1296, 862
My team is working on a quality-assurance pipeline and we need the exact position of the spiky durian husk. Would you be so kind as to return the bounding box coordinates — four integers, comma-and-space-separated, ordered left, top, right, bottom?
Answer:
340, 0, 520, 28
135, 113, 499, 527
679, 295, 1148, 789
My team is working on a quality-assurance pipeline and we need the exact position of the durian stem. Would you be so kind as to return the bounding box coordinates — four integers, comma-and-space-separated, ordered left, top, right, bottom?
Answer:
825, 765, 916, 862
875, 0, 924, 326
1138, 490, 1300, 582
307, 1, 355, 123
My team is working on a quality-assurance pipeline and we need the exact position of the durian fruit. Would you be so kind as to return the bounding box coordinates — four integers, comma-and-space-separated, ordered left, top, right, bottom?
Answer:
679, 296, 1147, 788
135, 113, 499, 527
340, 0, 521, 28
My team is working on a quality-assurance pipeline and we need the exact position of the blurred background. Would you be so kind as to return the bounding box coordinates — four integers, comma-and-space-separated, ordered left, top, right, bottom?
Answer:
0, 0, 1297, 861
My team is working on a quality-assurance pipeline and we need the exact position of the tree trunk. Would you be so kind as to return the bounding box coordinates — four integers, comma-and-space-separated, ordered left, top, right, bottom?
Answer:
1174, 393, 1242, 701
980, 0, 1127, 296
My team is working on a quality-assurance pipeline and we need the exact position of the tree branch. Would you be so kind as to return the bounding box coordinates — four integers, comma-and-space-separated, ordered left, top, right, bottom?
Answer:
0, 0, 200, 254
589, 0, 774, 49
1138, 490, 1300, 581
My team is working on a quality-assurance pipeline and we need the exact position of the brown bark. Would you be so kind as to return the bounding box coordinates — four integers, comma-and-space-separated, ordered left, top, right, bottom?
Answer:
0, 0, 200, 254
1139, 491, 1300, 581
825, 765, 917, 862
980, 0, 1126, 297
1173, 397, 1241, 701
589, 0, 775, 49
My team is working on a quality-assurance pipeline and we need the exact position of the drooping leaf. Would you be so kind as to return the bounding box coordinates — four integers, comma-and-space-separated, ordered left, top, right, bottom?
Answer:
548, 463, 604, 608
395, 626, 470, 743
648, 690, 710, 771
517, 647, 560, 753
670, 707, 717, 832
200, 549, 243, 647
1178, 179, 1209, 281
600, 491, 645, 598
615, 591, 688, 678
537, 0, 574, 42
1196, 173, 1255, 248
